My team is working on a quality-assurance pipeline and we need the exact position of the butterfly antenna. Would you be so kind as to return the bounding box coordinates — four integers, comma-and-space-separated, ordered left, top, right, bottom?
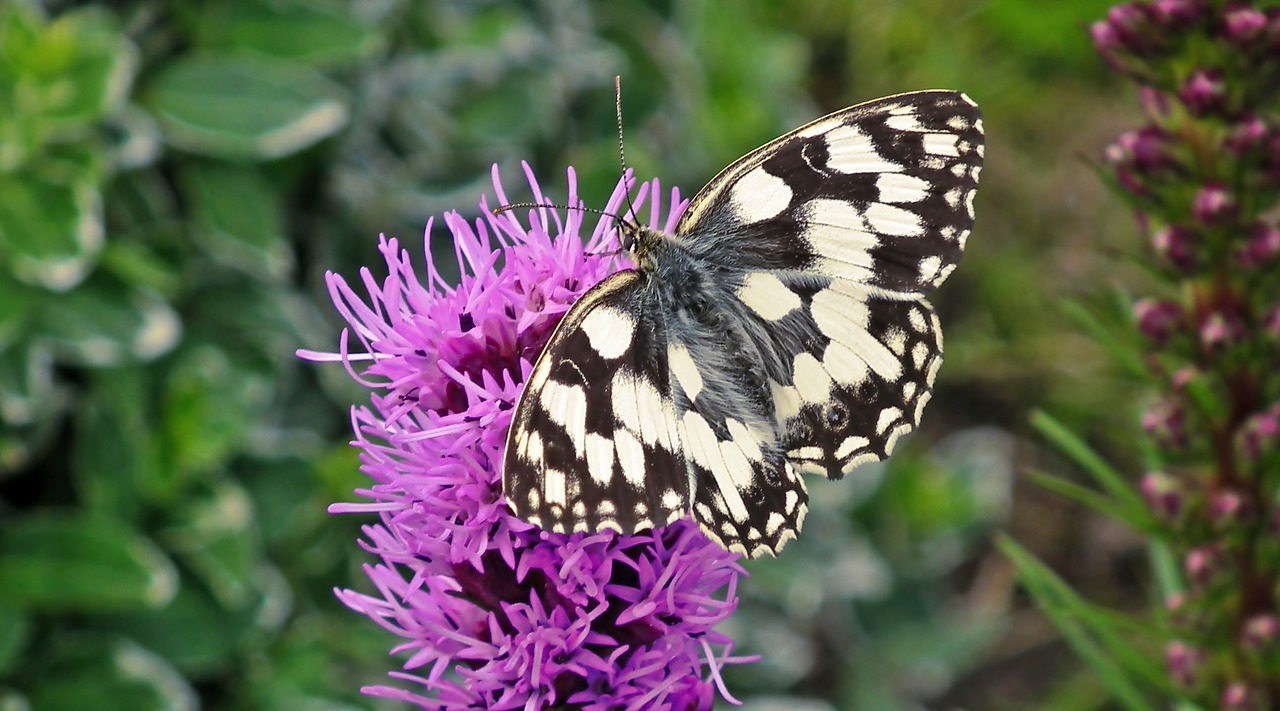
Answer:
615, 76, 641, 230
493, 202, 619, 221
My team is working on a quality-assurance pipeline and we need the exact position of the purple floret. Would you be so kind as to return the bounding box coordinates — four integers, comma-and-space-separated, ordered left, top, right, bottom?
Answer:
301, 163, 756, 710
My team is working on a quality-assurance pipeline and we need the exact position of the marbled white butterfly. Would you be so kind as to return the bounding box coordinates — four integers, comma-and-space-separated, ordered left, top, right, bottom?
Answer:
503, 90, 983, 558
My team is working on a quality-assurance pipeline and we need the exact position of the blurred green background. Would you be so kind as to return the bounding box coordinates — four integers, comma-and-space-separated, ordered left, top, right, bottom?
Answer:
0, 0, 1160, 709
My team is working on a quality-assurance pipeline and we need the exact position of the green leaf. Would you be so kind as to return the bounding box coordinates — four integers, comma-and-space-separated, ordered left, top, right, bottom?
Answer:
999, 536, 1172, 708
201, 0, 381, 64
182, 161, 291, 280
23, 635, 196, 711
1060, 299, 1148, 380
1147, 540, 1184, 601
0, 171, 103, 291
1027, 469, 1157, 534
37, 273, 181, 367
147, 53, 348, 160
163, 346, 272, 475
0, 515, 177, 612
73, 367, 163, 517
240, 456, 328, 547
0, 338, 55, 428
97, 570, 281, 678
1030, 410, 1149, 521
0, 604, 29, 673
0, 271, 33, 348
0, 5, 137, 132
157, 479, 260, 609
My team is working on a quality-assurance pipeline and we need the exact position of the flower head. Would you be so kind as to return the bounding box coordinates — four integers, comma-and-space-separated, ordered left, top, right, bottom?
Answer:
301, 163, 754, 709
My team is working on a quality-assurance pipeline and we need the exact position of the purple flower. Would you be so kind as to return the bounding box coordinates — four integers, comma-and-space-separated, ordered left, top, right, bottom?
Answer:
1221, 4, 1267, 46
1197, 309, 1246, 352
1179, 68, 1228, 116
300, 163, 755, 710
1191, 182, 1237, 226
1238, 222, 1280, 267
1166, 639, 1207, 689
1150, 224, 1197, 272
1140, 471, 1185, 521
1134, 297, 1184, 344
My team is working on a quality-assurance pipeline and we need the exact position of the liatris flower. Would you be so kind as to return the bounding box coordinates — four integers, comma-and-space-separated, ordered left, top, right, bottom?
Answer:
300, 164, 753, 710
1082, 0, 1280, 706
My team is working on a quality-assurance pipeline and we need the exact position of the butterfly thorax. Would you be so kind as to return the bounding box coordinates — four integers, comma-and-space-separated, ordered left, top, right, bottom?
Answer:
621, 224, 784, 451
620, 221, 673, 274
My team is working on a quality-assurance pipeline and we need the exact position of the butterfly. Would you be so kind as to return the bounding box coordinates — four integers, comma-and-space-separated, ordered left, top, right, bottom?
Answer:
502, 91, 983, 558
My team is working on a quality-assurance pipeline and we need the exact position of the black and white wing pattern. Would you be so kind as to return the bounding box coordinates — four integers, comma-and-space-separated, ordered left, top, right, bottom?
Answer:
503, 90, 983, 558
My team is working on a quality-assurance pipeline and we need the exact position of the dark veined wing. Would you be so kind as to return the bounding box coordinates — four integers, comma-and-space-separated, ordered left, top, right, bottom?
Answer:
502, 270, 692, 537
677, 90, 982, 296
673, 91, 983, 480
503, 264, 811, 557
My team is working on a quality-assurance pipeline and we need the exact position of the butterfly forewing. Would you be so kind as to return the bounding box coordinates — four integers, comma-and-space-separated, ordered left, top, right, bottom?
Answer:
503, 90, 982, 558
679, 90, 982, 295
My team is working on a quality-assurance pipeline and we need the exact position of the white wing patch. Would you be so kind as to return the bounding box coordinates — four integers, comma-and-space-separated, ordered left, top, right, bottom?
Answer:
580, 307, 634, 359
824, 125, 904, 174
668, 343, 705, 401
876, 173, 931, 204
731, 168, 793, 222
737, 272, 802, 321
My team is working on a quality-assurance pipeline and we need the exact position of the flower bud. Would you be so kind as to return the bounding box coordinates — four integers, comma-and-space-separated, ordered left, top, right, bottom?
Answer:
1199, 310, 1246, 352
1166, 640, 1206, 689
1180, 69, 1228, 116
1223, 5, 1268, 45
1224, 115, 1269, 155
1141, 472, 1185, 521
1263, 304, 1280, 341
1185, 544, 1227, 587
1092, 20, 1125, 60
1241, 613, 1280, 654
1192, 183, 1237, 225
1143, 397, 1188, 450
1107, 3, 1161, 52
1151, 225, 1197, 271
1151, 0, 1205, 29
1209, 488, 1254, 529
1139, 87, 1173, 118
1106, 126, 1172, 171
1221, 682, 1267, 711
1238, 223, 1280, 267
1239, 405, 1280, 459
1114, 166, 1150, 196
1134, 298, 1184, 345
1171, 366, 1200, 390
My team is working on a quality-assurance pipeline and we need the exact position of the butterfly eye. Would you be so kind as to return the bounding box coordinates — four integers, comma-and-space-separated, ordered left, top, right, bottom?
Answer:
620, 224, 639, 252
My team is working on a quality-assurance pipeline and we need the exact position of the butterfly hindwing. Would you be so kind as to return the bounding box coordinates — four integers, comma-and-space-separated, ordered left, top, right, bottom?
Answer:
503, 270, 690, 536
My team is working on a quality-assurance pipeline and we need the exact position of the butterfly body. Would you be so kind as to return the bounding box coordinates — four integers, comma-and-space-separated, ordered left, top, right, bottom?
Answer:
504, 91, 983, 558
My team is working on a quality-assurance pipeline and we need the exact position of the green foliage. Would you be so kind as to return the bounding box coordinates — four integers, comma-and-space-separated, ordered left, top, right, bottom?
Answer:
1000, 536, 1171, 711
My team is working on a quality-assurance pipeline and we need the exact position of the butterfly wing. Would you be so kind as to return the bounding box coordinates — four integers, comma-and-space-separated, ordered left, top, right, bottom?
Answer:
674, 91, 983, 479
503, 90, 982, 558
503, 269, 692, 537
503, 266, 811, 557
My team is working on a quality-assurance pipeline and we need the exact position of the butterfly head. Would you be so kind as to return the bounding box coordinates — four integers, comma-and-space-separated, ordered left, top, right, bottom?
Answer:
616, 218, 668, 272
